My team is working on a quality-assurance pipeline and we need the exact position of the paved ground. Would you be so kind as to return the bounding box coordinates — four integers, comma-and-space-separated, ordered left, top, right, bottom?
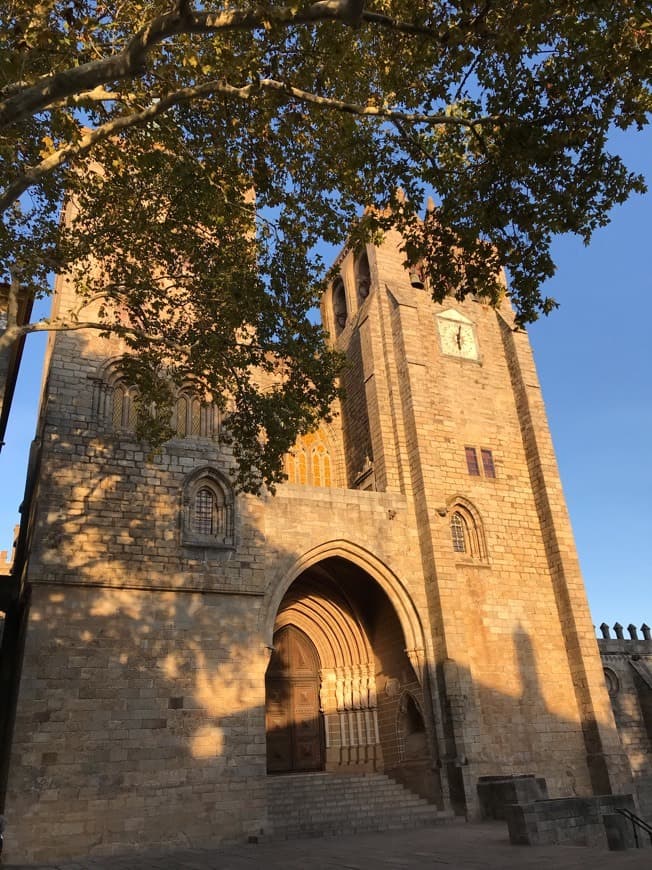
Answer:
3, 822, 651, 870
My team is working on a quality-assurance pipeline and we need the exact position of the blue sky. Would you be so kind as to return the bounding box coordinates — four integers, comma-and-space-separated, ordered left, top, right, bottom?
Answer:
528, 124, 652, 628
1, 126, 650, 628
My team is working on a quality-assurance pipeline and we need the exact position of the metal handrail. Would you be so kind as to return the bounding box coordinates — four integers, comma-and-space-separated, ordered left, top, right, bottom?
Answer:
616, 807, 652, 849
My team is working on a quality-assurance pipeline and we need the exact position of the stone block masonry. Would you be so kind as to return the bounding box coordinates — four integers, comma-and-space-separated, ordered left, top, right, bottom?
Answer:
2, 231, 636, 862
505, 794, 639, 849
598, 624, 652, 818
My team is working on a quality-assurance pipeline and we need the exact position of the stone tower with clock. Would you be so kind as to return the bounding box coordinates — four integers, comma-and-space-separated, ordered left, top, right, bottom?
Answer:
3, 225, 634, 861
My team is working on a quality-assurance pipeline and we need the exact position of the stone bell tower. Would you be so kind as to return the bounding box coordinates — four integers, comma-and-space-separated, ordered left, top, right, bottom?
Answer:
321, 226, 631, 811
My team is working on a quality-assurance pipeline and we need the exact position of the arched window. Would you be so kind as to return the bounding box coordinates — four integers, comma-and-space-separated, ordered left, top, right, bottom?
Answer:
332, 276, 348, 336
174, 392, 218, 439
450, 512, 467, 553
190, 398, 202, 436
448, 500, 487, 561
182, 468, 235, 548
311, 444, 332, 488
175, 396, 188, 437
323, 452, 332, 488
109, 383, 138, 432
283, 429, 337, 488
111, 385, 126, 430
285, 454, 296, 484
603, 668, 619, 696
408, 261, 426, 289
126, 390, 138, 429
193, 488, 216, 535
297, 451, 307, 485
355, 249, 371, 305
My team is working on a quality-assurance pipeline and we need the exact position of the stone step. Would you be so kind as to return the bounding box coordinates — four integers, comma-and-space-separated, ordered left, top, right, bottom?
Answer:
268, 774, 427, 795
267, 772, 451, 840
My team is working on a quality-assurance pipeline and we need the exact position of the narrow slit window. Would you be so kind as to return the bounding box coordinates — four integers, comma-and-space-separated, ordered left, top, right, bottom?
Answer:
465, 447, 480, 476
298, 452, 307, 485
176, 397, 188, 437
323, 453, 332, 488
451, 513, 466, 553
126, 391, 138, 430
312, 451, 322, 487
190, 399, 202, 436
111, 386, 125, 430
356, 250, 371, 303
332, 276, 348, 335
193, 488, 214, 535
481, 449, 496, 478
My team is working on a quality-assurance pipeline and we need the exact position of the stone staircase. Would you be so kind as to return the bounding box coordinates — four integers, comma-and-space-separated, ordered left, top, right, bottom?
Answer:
266, 772, 453, 839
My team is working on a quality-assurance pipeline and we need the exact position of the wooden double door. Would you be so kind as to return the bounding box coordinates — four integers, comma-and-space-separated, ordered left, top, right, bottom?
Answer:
265, 625, 324, 773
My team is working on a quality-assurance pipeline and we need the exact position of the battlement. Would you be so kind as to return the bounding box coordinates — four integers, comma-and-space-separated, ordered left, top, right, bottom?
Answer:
596, 622, 652, 655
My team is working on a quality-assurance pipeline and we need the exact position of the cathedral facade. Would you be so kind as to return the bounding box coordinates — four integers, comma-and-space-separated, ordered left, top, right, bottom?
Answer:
2, 229, 636, 861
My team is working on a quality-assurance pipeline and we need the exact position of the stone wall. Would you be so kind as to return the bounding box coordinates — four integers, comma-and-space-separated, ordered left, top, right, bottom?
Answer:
598, 624, 652, 818
505, 793, 638, 848
9, 584, 269, 861
3, 233, 633, 861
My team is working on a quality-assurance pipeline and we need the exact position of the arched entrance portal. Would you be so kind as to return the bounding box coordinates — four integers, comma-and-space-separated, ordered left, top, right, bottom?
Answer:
265, 556, 440, 802
266, 626, 324, 773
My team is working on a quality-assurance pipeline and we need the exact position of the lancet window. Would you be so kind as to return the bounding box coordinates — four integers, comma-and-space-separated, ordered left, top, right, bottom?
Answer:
107, 382, 138, 432
174, 393, 218, 439
182, 468, 235, 548
355, 249, 371, 305
332, 276, 348, 336
448, 500, 487, 561
284, 430, 336, 488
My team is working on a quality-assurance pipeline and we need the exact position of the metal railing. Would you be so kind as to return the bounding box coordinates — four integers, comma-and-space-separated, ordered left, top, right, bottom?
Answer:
616, 807, 652, 849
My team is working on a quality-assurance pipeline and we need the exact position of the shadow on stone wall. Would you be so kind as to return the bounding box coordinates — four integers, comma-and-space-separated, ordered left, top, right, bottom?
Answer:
4, 554, 648, 864
0, 381, 647, 861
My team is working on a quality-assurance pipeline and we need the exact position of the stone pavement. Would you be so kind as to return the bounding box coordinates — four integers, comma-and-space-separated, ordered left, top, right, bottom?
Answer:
3, 822, 651, 870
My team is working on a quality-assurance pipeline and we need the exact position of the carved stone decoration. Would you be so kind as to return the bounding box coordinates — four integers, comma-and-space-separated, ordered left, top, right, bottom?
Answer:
353, 453, 375, 491
405, 647, 426, 685
385, 677, 400, 698
603, 667, 619, 696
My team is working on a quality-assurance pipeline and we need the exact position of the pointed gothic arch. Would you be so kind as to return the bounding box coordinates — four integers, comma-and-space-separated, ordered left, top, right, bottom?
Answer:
263, 550, 441, 801
261, 540, 427, 659
283, 425, 343, 489
90, 356, 139, 433
355, 248, 371, 305
446, 496, 488, 562
332, 275, 348, 336
181, 466, 235, 548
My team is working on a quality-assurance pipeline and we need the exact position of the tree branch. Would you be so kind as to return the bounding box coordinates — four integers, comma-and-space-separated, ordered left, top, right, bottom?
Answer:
0, 1, 443, 130
0, 314, 193, 355
254, 78, 494, 128
0, 318, 107, 353
1, 76, 494, 212
52, 87, 126, 108
6, 274, 20, 332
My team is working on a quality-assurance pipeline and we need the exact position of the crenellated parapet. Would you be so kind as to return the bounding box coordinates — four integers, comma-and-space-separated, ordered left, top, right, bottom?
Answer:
597, 622, 652, 655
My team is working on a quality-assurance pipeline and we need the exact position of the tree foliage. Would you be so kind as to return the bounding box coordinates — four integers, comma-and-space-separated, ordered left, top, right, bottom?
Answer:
1, 0, 650, 490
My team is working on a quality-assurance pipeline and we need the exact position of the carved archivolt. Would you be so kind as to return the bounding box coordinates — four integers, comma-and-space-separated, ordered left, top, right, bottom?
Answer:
273, 573, 380, 761
446, 496, 488, 562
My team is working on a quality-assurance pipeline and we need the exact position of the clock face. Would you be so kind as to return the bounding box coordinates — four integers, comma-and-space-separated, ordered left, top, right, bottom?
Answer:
437, 311, 479, 360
